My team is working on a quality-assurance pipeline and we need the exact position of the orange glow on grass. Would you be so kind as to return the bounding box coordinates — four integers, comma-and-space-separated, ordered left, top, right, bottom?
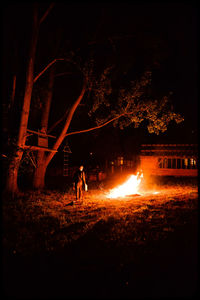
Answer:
106, 172, 143, 198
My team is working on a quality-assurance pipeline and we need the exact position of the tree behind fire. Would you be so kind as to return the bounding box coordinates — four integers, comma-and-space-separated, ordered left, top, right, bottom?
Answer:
33, 59, 183, 191
18, 55, 184, 191
3, 4, 184, 193
4, 3, 57, 194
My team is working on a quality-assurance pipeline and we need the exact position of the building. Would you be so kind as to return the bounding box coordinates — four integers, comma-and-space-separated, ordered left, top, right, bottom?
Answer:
140, 144, 198, 177
107, 156, 139, 174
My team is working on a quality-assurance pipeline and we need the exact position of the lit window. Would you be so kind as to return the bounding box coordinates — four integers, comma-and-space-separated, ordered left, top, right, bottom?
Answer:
117, 156, 123, 166
190, 158, 197, 169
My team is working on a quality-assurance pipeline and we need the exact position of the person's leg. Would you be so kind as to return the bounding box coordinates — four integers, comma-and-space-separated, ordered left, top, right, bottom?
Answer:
78, 185, 81, 199
75, 183, 78, 200
76, 182, 81, 200
80, 184, 83, 200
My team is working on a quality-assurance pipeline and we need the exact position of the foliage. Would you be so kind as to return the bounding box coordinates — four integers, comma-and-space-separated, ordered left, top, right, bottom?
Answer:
88, 69, 184, 134
88, 65, 113, 115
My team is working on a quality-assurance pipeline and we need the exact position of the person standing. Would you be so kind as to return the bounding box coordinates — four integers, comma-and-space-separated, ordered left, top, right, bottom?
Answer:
73, 165, 87, 201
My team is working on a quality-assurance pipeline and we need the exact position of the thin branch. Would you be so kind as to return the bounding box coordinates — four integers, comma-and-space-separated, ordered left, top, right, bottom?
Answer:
24, 145, 57, 152
45, 79, 87, 166
30, 150, 37, 166
33, 34, 136, 84
33, 58, 65, 83
11, 74, 16, 108
27, 129, 56, 138
55, 72, 73, 77
39, 3, 55, 25
47, 109, 69, 134
26, 151, 37, 168
65, 113, 126, 137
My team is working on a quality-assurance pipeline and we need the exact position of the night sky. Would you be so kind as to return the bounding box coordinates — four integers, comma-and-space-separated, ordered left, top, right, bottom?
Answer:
3, 1, 198, 166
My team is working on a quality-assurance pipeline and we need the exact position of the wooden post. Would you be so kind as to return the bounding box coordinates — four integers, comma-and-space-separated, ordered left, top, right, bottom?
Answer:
180, 158, 183, 169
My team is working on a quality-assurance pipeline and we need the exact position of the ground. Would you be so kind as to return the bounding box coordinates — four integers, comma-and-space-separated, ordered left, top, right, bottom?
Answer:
2, 177, 198, 299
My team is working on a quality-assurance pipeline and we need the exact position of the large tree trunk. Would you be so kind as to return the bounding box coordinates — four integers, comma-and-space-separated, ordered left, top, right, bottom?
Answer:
5, 4, 39, 194
33, 152, 47, 189
6, 153, 22, 195
33, 67, 55, 189
33, 79, 87, 189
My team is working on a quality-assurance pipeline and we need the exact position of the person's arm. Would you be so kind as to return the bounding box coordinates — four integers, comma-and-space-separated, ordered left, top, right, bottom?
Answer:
83, 172, 88, 191
83, 171, 86, 184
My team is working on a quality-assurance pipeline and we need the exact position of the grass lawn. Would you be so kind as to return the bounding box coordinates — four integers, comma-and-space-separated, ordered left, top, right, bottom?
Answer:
2, 177, 198, 299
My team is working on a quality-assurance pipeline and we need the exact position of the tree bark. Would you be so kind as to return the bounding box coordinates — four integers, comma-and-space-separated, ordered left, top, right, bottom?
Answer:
45, 79, 87, 168
5, 4, 39, 194
10, 74, 16, 110
33, 78, 87, 189
33, 151, 47, 189
33, 67, 55, 189
6, 155, 22, 196
33, 27, 62, 190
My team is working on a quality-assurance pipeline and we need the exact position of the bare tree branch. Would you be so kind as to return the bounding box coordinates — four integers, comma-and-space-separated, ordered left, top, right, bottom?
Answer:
26, 129, 56, 138
47, 108, 69, 134
26, 151, 37, 168
33, 58, 65, 83
11, 74, 16, 109
39, 3, 55, 25
65, 113, 126, 137
55, 72, 73, 77
45, 79, 87, 166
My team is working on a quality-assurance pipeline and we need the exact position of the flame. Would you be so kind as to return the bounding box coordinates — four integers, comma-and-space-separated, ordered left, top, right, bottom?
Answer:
106, 172, 143, 198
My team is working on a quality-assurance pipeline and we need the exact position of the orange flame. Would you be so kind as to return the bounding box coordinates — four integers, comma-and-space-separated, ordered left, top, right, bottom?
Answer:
106, 172, 143, 198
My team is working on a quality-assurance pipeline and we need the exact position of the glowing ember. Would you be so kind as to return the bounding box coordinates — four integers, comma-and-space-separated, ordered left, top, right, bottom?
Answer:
107, 172, 143, 198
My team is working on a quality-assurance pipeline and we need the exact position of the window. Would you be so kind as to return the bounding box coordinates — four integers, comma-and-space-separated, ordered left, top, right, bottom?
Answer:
189, 158, 197, 169
182, 159, 186, 169
168, 158, 172, 168
172, 159, 176, 169
184, 158, 188, 168
163, 158, 167, 168
177, 159, 181, 169
158, 158, 163, 168
117, 156, 123, 166
158, 157, 197, 169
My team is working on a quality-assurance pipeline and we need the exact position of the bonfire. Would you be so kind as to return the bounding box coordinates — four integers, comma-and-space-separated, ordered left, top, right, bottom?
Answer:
106, 172, 143, 198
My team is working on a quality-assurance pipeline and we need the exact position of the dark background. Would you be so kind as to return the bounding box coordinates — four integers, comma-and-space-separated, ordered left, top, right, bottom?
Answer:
2, 1, 198, 168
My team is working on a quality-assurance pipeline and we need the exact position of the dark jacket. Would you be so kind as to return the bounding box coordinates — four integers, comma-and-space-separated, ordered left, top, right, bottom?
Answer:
73, 170, 86, 185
